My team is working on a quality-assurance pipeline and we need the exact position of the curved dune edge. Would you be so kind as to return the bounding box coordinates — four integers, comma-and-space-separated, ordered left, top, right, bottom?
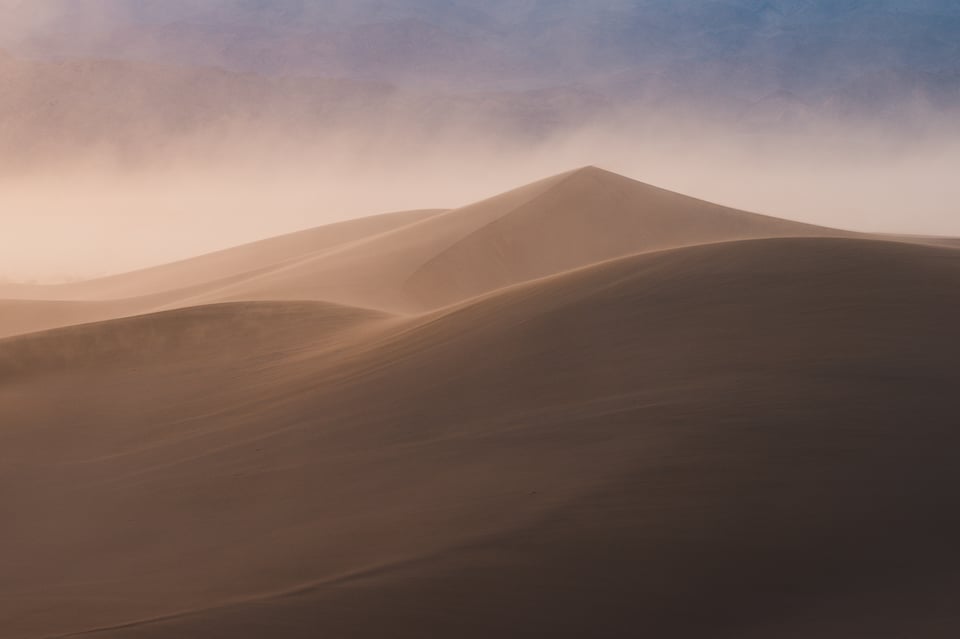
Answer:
0, 300, 390, 378
3, 231, 960, 638
8, 166, 956, 340
7, 167, 956, 337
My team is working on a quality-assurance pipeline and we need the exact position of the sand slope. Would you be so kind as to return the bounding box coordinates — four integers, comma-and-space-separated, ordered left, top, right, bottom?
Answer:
172, 166, 851, 311
0, 209, 441, 339
3, 227, 960, 638
1, 167, 856, 338
8, 208, 444, 302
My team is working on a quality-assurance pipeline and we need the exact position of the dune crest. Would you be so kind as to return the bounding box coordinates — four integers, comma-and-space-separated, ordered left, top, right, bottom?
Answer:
3, 167, 865, 338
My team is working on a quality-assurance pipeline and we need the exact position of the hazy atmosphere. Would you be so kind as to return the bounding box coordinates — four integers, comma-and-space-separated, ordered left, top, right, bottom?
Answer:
4, 5, 960, 639
2, 0, 959, 281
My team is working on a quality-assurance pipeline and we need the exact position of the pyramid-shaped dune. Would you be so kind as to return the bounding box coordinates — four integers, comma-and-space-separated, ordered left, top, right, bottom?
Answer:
2, 167, 856, 337
157, 166, 852, 311
3, 169, 960, 638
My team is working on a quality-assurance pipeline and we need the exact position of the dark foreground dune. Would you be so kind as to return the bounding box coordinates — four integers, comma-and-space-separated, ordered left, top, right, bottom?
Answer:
2, 170, 960, 638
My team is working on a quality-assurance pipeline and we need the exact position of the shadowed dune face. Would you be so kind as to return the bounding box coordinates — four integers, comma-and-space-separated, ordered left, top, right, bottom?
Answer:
3, 170, 960, 638
401, 167, 848, 308
0, 301, 387, 379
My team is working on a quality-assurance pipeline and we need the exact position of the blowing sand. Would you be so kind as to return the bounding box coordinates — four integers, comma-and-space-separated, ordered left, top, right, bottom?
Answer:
2, 167, 960, 638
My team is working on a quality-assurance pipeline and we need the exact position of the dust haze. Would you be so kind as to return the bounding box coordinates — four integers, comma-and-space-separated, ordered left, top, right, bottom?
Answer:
2, 0, 960, 282
3, 114, 959, 284
6, 6, 960, 637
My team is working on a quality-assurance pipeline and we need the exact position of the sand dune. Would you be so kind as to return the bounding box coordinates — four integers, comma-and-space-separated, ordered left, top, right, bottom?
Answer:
2, 167, 853, 337
0, 209, 440, 339
3, 170, 960, 638
167, 166, 853, 311
7, 208, 444, 302
0, 301, 387, 379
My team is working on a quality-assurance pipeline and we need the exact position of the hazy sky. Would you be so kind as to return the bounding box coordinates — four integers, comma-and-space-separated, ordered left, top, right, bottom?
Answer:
1, 0, 959, 282
3, 124, 959, 283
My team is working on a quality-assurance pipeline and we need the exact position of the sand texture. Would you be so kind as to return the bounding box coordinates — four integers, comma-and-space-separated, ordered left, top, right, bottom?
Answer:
3, 168, 960, 638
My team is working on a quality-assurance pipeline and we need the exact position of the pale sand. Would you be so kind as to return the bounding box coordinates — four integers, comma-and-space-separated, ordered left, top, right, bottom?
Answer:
0, 167, 848, 337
